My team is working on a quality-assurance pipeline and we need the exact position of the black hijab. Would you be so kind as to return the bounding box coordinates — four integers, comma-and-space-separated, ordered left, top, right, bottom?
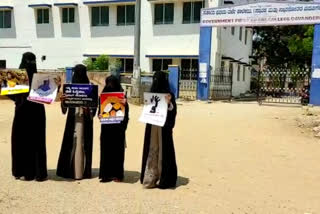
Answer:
19, 52, 37, 84
150, 71, 171, 93
103, 75, 123, 93
72, 64, 90, 84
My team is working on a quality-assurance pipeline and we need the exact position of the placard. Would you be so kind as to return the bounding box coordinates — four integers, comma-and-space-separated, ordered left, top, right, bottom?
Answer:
28, 73, 60, 104
0, 69, 29, 95
99, 92, 125, 124
139, 93, 168, 127
63, 84, 98, 107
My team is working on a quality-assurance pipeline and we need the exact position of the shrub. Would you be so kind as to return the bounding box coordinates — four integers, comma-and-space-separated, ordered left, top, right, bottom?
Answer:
94, 55, 110, 71
83, 55, 122, 73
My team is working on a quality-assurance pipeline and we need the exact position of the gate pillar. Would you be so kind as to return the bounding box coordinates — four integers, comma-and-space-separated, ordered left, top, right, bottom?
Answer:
310, 24, 320, 106
197, 27, 212, 100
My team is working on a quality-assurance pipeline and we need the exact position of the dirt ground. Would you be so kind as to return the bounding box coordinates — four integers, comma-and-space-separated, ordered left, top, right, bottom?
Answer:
0, 100, 320, 214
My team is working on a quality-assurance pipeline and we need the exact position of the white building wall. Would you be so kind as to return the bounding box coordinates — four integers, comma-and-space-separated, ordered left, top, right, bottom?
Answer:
0, 0, 252, 87
221, 26, 253, 64
0, 0, 135, 69
231, 63, 251, 96
140, 0, 201, 72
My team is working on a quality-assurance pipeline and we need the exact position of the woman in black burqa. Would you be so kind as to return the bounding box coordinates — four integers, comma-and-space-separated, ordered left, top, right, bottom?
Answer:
56, 64, 97, 180
99, 75, 129, 182
140, 71, 178, 189
10, 52, 47, 181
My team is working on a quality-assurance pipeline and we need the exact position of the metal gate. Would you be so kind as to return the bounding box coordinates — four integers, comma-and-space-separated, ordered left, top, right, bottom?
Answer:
179, 69, 197, 100
258, 67, 310, 105
178, 68, 233, 101
210, 69, 233, 100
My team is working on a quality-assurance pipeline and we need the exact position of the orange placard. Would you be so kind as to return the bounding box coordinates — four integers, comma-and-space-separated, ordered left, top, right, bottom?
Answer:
100, 92, 125, 124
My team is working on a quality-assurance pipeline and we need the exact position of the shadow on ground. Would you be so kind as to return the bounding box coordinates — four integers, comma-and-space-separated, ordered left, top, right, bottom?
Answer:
47, 169, 141, 184
175, 176, 190, 188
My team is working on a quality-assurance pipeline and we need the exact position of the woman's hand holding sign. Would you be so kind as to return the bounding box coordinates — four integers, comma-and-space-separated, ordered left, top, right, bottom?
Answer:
165, 93, 172, 104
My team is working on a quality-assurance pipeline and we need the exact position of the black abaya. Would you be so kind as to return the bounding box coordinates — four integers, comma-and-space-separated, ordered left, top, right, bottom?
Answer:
56, 64, 96, 179
56, 106, 96, 179
140, 71, 178, 189
140, 93, 177, 189
99, 75, 129, 181
99, 104, 129, 180
11, 52, 47, 180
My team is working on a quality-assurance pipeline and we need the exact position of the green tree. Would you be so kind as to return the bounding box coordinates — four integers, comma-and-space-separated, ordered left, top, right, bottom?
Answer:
83, 58, 95, 71
253, 25, 314, 69
83, 55, 122, 72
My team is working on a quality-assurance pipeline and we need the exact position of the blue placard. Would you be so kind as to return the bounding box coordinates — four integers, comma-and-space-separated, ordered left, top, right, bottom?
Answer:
63, 84, 98, 107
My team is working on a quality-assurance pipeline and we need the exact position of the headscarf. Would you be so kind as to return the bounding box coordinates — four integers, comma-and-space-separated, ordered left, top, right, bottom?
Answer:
72, 64, 90, 84
103, 75, 123, 93
150, 71, 171, 93
19, 52, 37, 85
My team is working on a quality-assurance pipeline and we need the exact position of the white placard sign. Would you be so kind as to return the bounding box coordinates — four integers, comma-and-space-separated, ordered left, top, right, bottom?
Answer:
199, 63, 207, 78
139, 93, 168, 127
312, 68, 320, 79
28, 73, 59, 104
201, 1, 320, 27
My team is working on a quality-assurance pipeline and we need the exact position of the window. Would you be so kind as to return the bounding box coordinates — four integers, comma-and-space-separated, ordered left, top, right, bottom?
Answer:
0, 11, 11, 28
181, 59, 198, 80
92, 6, 109, 26
117, 5, 135, 26
119, 58, 134, 73
152, 59, 172, 72
229, 62, 233, 73
239, 27, 243, 41
243, 66, 246, 81
0, 60, 6, 69
37, 9, 49, 24
245, 29, 248, 45
221, 60, 225, 72
62, 8, 75, 23
181, 59, 198, 71
183, 1, 203, 24
237, 64, 241, 81
154, 3, 174, 25
231, 27, 235, 35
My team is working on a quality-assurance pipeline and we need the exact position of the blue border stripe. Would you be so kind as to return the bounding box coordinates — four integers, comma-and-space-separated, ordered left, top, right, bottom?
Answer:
83, 54, 134, 58
145, 55, 198, 58
0, 6, 13, 10
83, 0, 135, 5
28, 4, 52, 8
54, 3, 78, 7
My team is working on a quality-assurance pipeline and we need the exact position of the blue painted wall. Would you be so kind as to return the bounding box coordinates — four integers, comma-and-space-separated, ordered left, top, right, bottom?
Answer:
168, 65, 180, 99
65, 67, 73, 83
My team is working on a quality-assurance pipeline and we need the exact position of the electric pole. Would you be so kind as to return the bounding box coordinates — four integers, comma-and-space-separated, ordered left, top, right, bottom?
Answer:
131, 0, 141, 102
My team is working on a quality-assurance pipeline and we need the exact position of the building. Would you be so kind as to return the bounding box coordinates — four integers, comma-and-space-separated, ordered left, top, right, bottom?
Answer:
0, 0, 253, 98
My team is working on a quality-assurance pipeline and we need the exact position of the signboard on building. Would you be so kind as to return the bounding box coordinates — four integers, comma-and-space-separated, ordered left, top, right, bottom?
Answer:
201, 1, 320, 27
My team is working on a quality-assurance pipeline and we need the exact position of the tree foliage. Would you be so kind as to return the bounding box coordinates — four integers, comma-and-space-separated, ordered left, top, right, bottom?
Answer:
83, 55, 122, 72
253, 25, 314, 69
